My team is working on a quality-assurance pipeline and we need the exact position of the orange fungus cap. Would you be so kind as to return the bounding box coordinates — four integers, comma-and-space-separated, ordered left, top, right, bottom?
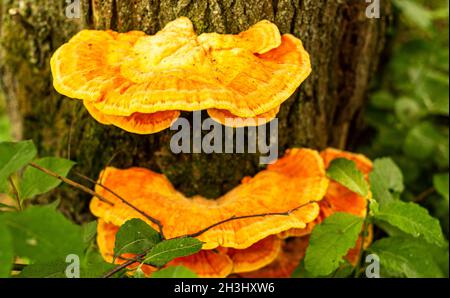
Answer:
90, 148, 328, 250
51, 18, 311, 133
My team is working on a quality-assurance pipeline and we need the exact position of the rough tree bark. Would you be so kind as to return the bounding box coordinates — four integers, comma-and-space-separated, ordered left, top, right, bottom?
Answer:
0, 0, 391, 222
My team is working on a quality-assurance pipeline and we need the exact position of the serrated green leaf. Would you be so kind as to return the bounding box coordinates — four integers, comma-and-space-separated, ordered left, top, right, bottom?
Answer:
0, 140, 36, 188
0, 224, 14, 277
114, 218, 161, 258
369, 158, 404, 204
327, 159, 369, 197
144, 238, 203, 267
152, 266, 198, 278
368, 237, 446, 278
434, 173, 449, 201
0, 204, 85, 262
374, 200, 446, 247
19, 157, 75, 200
374, 220, 411, 238
304, 213, 363, 277
375, 158, 404, 193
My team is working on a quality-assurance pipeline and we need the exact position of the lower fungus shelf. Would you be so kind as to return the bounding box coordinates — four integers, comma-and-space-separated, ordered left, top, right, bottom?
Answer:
91, 147, 373, 277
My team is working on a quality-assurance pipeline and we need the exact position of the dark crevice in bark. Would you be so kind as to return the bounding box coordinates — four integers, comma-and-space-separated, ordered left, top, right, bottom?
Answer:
110, 0, 118, 30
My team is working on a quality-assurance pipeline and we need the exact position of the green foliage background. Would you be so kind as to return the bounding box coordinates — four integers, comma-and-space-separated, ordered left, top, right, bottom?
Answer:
359, 0, 449, 236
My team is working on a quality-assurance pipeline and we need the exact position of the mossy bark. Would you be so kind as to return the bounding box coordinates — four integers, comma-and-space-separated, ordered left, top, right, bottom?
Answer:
0, 0, 391, 222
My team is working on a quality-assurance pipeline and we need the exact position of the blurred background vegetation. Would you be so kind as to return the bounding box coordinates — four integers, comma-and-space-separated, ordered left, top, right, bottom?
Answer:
0, 0, 448, 230
357, 0, 449, 236
0, 90, 11, 142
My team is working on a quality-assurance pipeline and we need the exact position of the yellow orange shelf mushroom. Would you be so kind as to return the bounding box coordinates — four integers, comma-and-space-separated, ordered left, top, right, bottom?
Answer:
51, 17, 311, 134
91, 148, 327, 277
241, 148, 374, 278
91, 148, 374, 278
90, 148, 327, 250
97, 219, 282, 278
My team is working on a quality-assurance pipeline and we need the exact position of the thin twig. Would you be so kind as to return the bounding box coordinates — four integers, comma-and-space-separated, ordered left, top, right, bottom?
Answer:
102, 200, 319, 278
183, 201, 317, 238
102, 250, 151, 278
413, 187, 435, 203
74, 171, 165, 239
28, 162, 114, 206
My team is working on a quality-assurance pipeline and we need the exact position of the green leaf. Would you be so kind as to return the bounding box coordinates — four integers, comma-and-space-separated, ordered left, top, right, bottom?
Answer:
80, 250, 116, 278
114, 218, 161, 258
19, 251, 115, 278
304, 213, 364, 277
374, 200, 446, 247
0, 140, 36, 187
82, 221, 98, 244
368, 237, 446, 278
326, 159, 369, 197
291, 260, 313, 278
19, 261, 67, 278
19, 157, 75, 200
369, 158, 404, 204
0, 179, 7, 194
292, 259, 353, 278
0, 224, 14, 277
152, 266, 198, 278
395, 97, 424, 125
434, 173, 449, 201
144, 238, 203, 267
403, 122, 441, 160
419, 70, 449, 116
370, 91, 395, 110
0, 204, 85, 263
393, 0, 433, 30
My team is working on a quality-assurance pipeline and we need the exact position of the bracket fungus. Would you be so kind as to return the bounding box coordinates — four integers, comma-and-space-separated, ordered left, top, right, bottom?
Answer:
239, 149, 374, 278
51, 17, 311, 134
97, 219, 282, 278
91, 148, 327, 277
90, 148, 327, 250
91, 148, 374, 278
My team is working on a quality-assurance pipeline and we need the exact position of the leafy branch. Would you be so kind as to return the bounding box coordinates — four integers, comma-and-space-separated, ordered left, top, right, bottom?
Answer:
28, 159, 319, 278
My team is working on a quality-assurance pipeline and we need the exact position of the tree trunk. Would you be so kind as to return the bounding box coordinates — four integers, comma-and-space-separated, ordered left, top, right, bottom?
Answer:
0, 0, 391, 222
